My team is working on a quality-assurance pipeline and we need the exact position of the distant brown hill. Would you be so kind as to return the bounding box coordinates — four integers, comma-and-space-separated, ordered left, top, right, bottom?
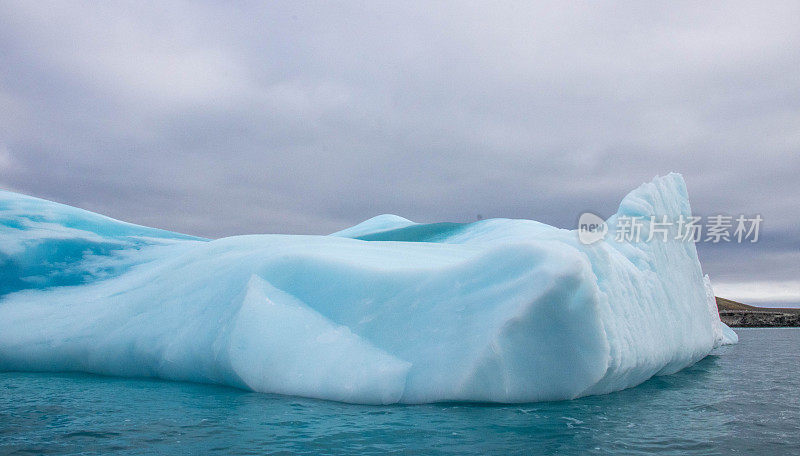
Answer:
716, 297, 800, 313
716, 296, 800, 327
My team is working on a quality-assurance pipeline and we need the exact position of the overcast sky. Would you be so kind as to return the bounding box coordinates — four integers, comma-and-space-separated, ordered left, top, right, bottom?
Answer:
1, 1, 798, 305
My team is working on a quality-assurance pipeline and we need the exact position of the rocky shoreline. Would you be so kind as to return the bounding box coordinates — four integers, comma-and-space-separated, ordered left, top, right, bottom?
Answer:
716, 297, 800, 328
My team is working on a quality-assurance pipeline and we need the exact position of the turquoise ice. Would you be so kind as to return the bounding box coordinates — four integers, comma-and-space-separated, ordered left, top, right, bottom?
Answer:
0, 174, 736, 404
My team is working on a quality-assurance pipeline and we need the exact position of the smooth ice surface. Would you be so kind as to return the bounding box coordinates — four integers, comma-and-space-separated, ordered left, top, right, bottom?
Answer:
0, 174, 736, 404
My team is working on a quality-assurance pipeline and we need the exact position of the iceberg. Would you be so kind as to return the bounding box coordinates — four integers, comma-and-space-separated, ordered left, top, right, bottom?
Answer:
0, 174, 736, 404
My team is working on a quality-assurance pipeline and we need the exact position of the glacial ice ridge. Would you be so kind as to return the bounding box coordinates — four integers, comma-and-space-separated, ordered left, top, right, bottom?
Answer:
0, 174, 736, 404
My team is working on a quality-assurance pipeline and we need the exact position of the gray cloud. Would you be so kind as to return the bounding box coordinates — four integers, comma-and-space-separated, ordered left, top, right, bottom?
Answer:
1, 1, 798, 302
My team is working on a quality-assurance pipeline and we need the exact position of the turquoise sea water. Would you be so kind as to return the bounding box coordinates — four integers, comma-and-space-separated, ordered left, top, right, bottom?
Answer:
1, 328, 798, 455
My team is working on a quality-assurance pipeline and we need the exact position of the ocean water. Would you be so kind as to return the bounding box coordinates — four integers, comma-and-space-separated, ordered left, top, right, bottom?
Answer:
1, 328, 798, 455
